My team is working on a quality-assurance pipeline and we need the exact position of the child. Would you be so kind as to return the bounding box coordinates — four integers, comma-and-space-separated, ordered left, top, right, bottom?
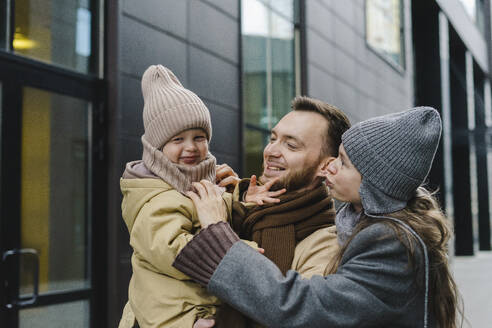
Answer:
118, 65, 279, 328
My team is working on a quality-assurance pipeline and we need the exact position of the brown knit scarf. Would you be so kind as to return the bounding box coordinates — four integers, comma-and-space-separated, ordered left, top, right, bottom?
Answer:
215, 184, 335, 328
233, 183, 335, 274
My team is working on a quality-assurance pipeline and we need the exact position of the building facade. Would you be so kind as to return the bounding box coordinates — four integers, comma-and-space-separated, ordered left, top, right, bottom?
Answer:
0, 0, 491, 327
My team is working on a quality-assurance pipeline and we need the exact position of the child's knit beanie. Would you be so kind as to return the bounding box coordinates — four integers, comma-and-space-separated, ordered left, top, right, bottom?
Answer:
140, 65, 215, 193
341, 107, 442, 214
141, 64, 212, 148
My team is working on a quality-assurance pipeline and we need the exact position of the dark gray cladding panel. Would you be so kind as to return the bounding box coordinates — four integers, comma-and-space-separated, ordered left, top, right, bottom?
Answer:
331, 0, 355, 26
188, 46, 239, 109
305, 0, 414, 122
308, 64, 335, 102
306, 0, 335, 41
213, 152, 241, 174
121, 74, 144, 138
122, 0, 187, 39
121, 15, 187, 83
307, 32, 335, 74
119, 136, 143, 167
206, 100, 240, 157
189, 0, 238, 62
201, 0, 239, 18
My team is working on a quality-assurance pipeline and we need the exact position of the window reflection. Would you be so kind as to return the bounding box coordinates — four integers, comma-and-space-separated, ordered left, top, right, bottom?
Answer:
13, 0, 94, 73
20, 87, 90, 295
366, 0, 404, 68
242, 0, 297, 177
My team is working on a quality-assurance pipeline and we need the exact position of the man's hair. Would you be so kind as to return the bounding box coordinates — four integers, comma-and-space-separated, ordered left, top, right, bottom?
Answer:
291, 96, 351, 158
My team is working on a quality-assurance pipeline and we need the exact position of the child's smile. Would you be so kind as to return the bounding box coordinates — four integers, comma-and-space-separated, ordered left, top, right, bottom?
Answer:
161, 128, 209, 167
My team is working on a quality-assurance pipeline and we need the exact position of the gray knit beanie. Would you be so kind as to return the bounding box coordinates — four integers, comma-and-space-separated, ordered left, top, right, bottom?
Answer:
140, 65, 215, 194
341, 107, 442, 214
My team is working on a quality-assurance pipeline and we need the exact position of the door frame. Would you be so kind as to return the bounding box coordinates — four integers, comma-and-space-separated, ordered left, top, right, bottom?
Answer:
0, 51, 107, 328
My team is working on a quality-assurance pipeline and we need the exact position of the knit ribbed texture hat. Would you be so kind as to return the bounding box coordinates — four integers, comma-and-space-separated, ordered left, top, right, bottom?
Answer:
140, 65, 216, 194
342, 107, 442, 214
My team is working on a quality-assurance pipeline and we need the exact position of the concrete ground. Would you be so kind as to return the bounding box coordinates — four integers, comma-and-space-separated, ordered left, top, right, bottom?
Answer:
453, 251, 492, 328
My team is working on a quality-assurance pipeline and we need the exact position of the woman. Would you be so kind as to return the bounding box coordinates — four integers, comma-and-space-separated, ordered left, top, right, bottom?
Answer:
173, 107, 460, 327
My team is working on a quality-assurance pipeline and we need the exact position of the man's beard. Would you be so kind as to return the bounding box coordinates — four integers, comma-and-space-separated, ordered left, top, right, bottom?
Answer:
259, 161, 320, 192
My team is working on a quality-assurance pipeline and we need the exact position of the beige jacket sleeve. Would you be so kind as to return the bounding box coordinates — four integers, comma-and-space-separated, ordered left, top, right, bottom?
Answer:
291, 225, 339, 278
130, 191, 199, 280
131, 190, 235, 280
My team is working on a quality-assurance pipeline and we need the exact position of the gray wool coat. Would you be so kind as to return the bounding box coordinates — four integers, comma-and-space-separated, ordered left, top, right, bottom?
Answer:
208, 223, 433, 328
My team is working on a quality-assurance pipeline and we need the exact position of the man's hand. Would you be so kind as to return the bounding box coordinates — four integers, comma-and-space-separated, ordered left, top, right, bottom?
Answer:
194, 319, 215, 328
245, 175, 286, 205
216, 164, 240, 191
187, 180, 228, 228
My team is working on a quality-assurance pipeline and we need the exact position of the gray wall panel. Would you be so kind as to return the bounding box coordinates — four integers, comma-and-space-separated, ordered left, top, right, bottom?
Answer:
207, 101, 240, 157
306, 0, 335, 42
333, 17, 357, 56
213, 152, 240, 172
189, 0, 238, 61
306, 0, 414, 121
122, 0, 187, 38
332, 0, 355, 27
119, 136, 144, 170
120, 74, 144, 138
308, 64, 335, 103
188, 46, 239, 109
201, 0, 238, 18
307, 32, 335, 74
334, 47, 356, 87
120, 16, 188, 82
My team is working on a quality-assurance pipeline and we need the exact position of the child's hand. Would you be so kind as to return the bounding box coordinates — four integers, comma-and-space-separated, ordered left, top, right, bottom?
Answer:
216, 163, 240, 192
245, 175, 286, 205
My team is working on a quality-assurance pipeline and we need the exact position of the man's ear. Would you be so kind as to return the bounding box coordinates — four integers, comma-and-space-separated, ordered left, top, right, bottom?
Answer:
316, 156, 336, 178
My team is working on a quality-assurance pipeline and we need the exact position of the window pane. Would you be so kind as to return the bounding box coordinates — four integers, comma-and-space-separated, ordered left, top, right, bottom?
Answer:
245, 129, 269, 177
242, 0, 296, 129
242, 0, 296, 173
366, 0, 404, 68
13, 0, 94, 73
20, 300, 90, 328
20, 87, 91, 295
271, 12, 294, 126
242, 0, 269, 128
269, 0, 294, 22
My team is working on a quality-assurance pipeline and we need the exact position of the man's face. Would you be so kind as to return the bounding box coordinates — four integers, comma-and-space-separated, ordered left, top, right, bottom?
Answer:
259, 111, 329, 192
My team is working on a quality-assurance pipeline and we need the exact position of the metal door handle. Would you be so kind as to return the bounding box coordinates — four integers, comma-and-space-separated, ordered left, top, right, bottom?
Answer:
2, 248, 39, 308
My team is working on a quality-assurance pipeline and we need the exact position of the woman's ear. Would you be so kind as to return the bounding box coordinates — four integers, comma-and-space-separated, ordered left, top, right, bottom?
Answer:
316, 157, 336, 178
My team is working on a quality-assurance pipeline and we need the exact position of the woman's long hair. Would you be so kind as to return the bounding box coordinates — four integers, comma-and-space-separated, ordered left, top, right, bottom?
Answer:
328, 187, 462, 328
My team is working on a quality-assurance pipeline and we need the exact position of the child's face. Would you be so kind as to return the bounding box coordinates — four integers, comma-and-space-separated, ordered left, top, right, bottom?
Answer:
162, 128, 209, 166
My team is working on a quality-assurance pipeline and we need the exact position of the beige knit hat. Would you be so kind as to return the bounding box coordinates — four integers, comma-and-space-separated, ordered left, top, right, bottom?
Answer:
140, 65, 216, 194
141, 64, 212, 147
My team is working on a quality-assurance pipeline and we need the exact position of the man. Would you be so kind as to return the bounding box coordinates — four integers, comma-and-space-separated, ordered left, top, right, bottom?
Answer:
221, 96, 350, 277
197, 96, 351, 327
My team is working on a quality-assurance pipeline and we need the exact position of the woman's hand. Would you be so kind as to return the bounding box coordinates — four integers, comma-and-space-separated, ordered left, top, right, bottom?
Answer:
187, 180, 228, 228
216, 164, 240, 191
245, 175, 286, 205
193, 319, 215, 328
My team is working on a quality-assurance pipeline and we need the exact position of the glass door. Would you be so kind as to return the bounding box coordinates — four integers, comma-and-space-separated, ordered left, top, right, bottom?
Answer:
0, 56, 105, 328
18, 87, 92, 328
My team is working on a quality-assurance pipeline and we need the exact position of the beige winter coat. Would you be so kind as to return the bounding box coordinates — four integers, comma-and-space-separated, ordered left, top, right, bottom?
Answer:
118, 177, 232, 328
119, 178, 338, 328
